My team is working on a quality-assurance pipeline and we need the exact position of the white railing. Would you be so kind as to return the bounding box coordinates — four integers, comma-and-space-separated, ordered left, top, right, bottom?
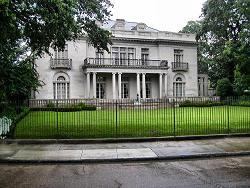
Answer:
29, 97, 221, 107
50, 58, 72, 69
83, 58, 168, 68
172, 62, 189, 71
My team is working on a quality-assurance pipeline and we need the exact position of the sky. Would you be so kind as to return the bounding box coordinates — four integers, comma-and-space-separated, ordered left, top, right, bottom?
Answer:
109, 0, 207, 32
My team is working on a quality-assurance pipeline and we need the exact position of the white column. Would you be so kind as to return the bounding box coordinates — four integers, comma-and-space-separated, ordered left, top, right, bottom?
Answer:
93, 72, 96, 98
65, 83, 68, 99
136, 73, 140, 98
164, 73, 168, 97
201, 78, 204, 96
86, 72, 90, 98
159, 73, 163, 99
55, 83, 57, 99
142, 73, 146, 99
118, 73, 122, 99
183, 83, 185, 97
112, 72, 116, 99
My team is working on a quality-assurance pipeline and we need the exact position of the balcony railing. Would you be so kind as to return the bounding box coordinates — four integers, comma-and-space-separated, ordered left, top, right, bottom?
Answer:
83, 58, 168, 68
50, 58, 72, 69
172, 62, 189, 71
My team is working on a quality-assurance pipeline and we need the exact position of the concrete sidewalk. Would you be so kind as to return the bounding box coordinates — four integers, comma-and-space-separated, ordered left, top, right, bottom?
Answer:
0, 137, 250, 163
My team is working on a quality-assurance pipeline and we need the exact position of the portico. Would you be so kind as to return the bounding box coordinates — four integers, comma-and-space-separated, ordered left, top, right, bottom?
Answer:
85, 70, 168, 99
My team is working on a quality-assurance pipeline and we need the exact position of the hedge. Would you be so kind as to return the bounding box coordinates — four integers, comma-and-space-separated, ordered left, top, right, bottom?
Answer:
231, 100, 250, 107
179, 100, 225, 107
30, 106, 97, 112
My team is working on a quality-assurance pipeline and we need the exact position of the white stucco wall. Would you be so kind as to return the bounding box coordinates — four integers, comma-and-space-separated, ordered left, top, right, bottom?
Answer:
35, 20, 198, 99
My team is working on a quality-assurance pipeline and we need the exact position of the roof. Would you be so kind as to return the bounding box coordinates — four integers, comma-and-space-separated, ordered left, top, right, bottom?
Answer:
101, 20, 159, 32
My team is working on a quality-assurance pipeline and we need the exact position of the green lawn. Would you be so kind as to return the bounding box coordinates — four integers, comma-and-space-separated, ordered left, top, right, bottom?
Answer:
14, 106, 250, 139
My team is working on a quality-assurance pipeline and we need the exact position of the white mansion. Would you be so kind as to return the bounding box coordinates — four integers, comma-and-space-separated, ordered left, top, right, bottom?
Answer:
35, 19, 208, 100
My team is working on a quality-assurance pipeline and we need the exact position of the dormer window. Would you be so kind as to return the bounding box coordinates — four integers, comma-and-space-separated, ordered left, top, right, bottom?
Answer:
132, 23, 147, 31
113, 19, 125, 30
137, 23, 146, 30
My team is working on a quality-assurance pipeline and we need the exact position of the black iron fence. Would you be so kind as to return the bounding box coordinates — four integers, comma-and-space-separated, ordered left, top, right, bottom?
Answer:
0, 97, 249, 139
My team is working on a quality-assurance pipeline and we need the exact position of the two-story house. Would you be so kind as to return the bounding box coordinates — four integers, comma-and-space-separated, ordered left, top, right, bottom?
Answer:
34, 19, 198, 100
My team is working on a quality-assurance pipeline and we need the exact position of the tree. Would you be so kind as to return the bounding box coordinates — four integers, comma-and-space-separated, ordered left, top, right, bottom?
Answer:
224, 41, 250, 95
216, 78, 233, 98
0, 0, 113, 55
180, 20, 209, 74
0, 45, 42, 101
200, 0, 250, 89
0, 0, 113, 102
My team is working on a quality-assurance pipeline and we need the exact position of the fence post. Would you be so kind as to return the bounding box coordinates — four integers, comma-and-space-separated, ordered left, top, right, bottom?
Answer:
56, 100, 59, 137
227, 97, 230, 134
173, 99, 176, 137
115, 100, 118, 138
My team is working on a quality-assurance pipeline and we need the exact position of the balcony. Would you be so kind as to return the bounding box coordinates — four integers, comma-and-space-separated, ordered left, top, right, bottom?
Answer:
50, 58, 72, 69
83, 58, 169, 69
172, 62, 189, 71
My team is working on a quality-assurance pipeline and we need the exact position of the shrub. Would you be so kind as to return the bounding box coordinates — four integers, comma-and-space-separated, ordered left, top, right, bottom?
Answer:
231, 100, 250, 107
179, 100, 192, 107
179, 99, 224, 107
0, 104, 30, 138
81, 105, 96, 111
216, 78, 233, 98
30, 107, 82, 112
30, 105, 97, 112
0, 105, 16, 120
77, 102, 86, 108
47, 102, 55, 108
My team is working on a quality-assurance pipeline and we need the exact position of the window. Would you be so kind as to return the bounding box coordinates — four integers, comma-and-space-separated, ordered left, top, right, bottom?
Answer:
111, 47, 136, 65
121, 77, 129, 98
55, 45, 68, 59
96, 76, 106, 99
53, 75, 70, 99
174, 49, 183, 63
173, 77, 185, 97
146, 83, 151, 98
140, 76, 151, 98
95, 51, 104, 65
128, 48, 135, 65
120, 48, 126, 65
112, 47, 119, 65
121, 83, 129, 98
146, 76, 151, 98
141, 48, 149, 65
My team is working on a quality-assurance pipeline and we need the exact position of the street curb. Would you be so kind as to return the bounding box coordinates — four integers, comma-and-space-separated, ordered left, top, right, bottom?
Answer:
1, 133, 250, 145
1, 151, 250, 164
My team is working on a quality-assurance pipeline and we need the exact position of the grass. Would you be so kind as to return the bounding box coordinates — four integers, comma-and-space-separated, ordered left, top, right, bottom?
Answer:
13, 106, 250, 139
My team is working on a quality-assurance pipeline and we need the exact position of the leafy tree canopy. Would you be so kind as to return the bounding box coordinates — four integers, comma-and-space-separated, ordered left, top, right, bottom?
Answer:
180, 20, 209, 74
0, 0, 113, 102
0, 0, 113, 56
181, 0, 249, 95
200, 0, 250, 89
216, 78, 233, 98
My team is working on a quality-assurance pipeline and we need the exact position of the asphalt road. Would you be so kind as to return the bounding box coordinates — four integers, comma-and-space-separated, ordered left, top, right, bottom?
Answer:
0, 156, 250, 188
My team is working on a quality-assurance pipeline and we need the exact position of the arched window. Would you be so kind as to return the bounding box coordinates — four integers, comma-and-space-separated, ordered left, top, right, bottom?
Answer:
53, 74, 70, 99
57, 76, 65, 81
173, 77, 185, 97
